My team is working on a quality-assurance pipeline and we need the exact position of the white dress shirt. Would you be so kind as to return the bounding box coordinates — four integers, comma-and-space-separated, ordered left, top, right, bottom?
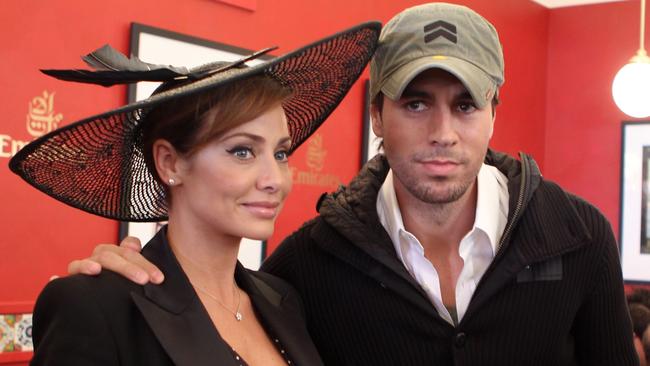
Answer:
376, 164, 509, 325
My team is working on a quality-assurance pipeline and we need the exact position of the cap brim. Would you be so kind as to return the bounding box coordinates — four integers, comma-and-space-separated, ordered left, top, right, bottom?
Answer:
381, 55, 495, 109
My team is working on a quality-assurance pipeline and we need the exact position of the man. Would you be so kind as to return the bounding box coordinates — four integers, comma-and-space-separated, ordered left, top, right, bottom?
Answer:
629, 290, 650, 365
70, 3, 638, 365
629, 302, 650, 366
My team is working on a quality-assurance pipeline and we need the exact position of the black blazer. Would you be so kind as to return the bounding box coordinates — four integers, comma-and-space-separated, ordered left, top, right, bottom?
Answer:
30, 228, 322, 366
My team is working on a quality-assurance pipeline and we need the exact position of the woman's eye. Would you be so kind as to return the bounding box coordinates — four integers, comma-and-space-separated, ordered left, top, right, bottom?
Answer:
275, 150, 289, 162
228, 146, 254, 159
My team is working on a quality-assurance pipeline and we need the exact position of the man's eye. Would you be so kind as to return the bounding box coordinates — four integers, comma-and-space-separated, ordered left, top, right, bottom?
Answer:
457, 102, 477, 113
228, 146, 254, 159
405, 101, 427, 112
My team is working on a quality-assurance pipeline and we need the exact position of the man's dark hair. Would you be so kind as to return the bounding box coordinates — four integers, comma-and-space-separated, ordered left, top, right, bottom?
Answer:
628, 289, 650, 309
628, 302, 650, 339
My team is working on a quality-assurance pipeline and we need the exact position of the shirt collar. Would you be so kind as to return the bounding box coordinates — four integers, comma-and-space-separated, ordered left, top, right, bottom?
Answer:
376, 170, 409, 262
474, 164, 509, 255
376, 164, 509, 258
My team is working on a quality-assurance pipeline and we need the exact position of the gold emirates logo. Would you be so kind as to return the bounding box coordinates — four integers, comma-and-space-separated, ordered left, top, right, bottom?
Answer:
1, 91, 63, 158
306, 134, 326, 171
290, 133, 341, 188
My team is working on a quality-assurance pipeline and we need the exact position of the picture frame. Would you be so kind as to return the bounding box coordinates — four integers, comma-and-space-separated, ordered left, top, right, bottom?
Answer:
619, 121, 650, 283
0, 302, 34, 364
118, 23, 270, 270
361, 79, 382, 166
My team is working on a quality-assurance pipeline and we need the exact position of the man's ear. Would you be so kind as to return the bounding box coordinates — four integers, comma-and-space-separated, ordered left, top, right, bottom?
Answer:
153, 139, 183, 185
370, 103, 384, 138
489, 110, 496, 139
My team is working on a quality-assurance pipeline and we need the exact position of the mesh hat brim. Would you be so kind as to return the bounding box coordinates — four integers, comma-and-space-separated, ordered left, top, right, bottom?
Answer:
9, 22, 380, 222
380, 55, 496, 109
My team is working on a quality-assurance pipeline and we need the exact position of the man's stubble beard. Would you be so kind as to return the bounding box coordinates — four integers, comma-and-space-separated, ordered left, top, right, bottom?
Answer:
388, 151, 478, 206
397, 169, 474, 205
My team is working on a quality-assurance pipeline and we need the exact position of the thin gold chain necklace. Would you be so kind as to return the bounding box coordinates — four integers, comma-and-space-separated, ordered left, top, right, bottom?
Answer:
193, 280, 243, 321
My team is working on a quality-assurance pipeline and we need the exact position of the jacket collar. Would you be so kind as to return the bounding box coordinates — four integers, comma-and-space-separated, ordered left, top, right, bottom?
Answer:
485, 149, 591, 264
315, 151, 592, 320
132, 227, 321, 366
131, 228, 236, 366
462, 150, 592, 322
315, 155, 443, 319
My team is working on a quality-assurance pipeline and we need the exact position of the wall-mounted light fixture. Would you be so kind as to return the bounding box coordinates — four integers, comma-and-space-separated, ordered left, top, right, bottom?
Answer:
612, 0, 650, 118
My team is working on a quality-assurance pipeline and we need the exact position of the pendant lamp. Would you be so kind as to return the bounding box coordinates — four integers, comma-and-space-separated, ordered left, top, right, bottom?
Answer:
612, 0, 650, 118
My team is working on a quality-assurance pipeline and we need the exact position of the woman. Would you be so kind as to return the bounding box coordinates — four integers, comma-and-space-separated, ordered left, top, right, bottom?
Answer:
10, 22, 379, 366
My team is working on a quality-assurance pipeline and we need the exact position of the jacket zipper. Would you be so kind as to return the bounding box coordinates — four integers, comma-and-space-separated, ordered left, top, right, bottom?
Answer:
495, 152, 530, 255
456, 153, 533, 328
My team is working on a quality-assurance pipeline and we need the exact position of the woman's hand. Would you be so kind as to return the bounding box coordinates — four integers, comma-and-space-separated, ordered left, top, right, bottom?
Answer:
67, 236, 164, 285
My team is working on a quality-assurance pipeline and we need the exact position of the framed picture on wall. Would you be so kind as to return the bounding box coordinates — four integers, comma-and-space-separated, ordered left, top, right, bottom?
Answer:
619, 121, 650, 283
361, 80, 382, 165
118, 23, 271, 270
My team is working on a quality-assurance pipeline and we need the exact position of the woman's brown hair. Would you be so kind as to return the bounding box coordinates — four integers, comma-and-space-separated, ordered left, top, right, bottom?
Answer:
141, 74, 292, 190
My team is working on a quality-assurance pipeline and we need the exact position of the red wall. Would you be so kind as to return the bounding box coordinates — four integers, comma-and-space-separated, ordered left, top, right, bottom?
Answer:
545, 0, 648, 238
0, 0, 548, 364
545, 1, 650, 294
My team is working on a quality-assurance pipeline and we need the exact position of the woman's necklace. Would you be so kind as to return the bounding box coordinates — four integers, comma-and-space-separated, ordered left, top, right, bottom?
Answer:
193, 280, 243, 321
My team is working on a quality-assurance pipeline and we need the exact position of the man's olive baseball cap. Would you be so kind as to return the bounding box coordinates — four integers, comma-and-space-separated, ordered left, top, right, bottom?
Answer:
370, 2, 504, 109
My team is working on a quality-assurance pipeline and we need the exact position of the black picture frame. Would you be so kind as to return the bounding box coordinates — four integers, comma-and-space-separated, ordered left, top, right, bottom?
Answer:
619, 121, 650, 283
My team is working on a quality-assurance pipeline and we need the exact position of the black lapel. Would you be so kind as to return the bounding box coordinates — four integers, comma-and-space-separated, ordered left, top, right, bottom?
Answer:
237, 264, 324, 366
131, 228, 238, 366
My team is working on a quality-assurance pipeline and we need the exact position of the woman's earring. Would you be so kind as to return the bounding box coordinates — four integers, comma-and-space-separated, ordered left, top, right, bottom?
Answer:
168, 178, 176, 186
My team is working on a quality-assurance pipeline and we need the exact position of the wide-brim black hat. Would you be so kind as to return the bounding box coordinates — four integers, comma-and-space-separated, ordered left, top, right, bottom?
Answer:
10, 22, 380, 222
